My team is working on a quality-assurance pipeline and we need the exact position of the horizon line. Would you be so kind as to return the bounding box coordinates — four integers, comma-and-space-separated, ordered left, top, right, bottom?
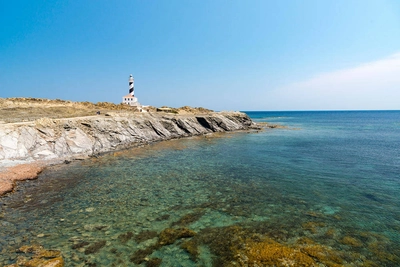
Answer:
239, 109, 400, 112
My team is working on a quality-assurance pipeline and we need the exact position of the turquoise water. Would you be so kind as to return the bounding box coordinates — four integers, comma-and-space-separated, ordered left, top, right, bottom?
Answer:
0, 111, 399, 266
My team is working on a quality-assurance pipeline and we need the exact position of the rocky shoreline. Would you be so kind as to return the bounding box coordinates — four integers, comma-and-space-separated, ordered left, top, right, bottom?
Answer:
0, 111, 259, 196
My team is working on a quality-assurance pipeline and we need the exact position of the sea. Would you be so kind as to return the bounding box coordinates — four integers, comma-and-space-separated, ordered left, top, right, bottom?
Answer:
0, 110, 399, 266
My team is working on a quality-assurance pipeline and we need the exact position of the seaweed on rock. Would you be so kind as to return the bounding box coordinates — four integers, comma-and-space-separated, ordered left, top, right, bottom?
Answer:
71, 241, 90, 250
146, 257, 162, 267
6, 244, 64, 267
171, 210, 205, 227
118, 231, 133, 244
130, 227, 197, 264
130, 245, 158, 264
134, 230, 158, 243
178, 225, 348, 267
158, 227, 196, 245
84, 240, 106, 255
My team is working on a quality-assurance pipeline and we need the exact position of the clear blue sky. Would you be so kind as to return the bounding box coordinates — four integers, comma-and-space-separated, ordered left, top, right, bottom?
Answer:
1, 0, 400, 110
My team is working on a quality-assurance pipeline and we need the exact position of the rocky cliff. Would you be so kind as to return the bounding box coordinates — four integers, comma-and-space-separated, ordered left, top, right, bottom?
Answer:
0, 111, 255, 164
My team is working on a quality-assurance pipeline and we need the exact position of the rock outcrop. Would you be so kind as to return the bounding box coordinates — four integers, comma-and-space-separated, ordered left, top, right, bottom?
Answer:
0, 163, 44, 195
0, 112, 254, 162
0, 111, 255, 195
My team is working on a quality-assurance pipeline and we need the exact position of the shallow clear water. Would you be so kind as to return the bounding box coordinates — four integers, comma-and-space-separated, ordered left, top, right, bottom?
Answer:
1, 111, 399, 266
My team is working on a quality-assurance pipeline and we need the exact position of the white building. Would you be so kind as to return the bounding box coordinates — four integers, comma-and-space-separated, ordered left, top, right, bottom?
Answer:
122, 74, 141, 107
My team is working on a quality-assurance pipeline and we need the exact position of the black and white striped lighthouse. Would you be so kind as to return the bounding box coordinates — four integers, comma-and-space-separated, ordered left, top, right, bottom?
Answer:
129, 74, 134, 96
122, 74, 141, 107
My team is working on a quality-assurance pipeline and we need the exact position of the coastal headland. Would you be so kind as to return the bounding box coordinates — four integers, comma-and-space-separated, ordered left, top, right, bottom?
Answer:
0, 98, 260, 196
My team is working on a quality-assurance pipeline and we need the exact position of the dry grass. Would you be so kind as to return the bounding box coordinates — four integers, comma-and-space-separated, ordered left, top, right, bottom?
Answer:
0, 97, 144, 123
0, 97, 214, 123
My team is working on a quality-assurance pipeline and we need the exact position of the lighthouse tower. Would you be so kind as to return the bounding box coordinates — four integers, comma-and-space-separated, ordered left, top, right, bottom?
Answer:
122, 74, 141, 107
129, 74, 134, 96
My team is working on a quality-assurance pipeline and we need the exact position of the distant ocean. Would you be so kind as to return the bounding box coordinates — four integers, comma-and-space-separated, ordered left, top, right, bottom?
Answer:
1, 111, 399, 266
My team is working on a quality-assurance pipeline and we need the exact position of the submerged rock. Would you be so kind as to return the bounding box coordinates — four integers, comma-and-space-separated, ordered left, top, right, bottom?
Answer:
71, 241, 90, 250
17, 244, 44, 254
130, 245, 158, 265
130, 227, 197, 264
83, 224, 108, 231
134, 230, 158, 243
341, 236, 363, 247
158, 227, 196, 245
155, 214, 170, 221
180, 225, 347, 267
171, 210, 205, 226
6, 244, 64, 267
118, 231, 134, 243
146, 257, 162, 267
21, 257, 64, 267
84, 240, 106, 255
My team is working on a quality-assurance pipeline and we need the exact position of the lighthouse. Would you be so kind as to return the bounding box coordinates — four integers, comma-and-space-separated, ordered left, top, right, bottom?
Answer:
129, 74, 134, 96
122, 74, 141, 108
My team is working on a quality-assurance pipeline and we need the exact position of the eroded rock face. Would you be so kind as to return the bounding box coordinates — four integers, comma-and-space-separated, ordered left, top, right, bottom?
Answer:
0, 112, 254, 163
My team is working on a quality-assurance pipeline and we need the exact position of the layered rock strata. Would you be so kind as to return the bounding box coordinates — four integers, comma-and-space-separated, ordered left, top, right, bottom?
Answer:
0, 112, 256, 195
